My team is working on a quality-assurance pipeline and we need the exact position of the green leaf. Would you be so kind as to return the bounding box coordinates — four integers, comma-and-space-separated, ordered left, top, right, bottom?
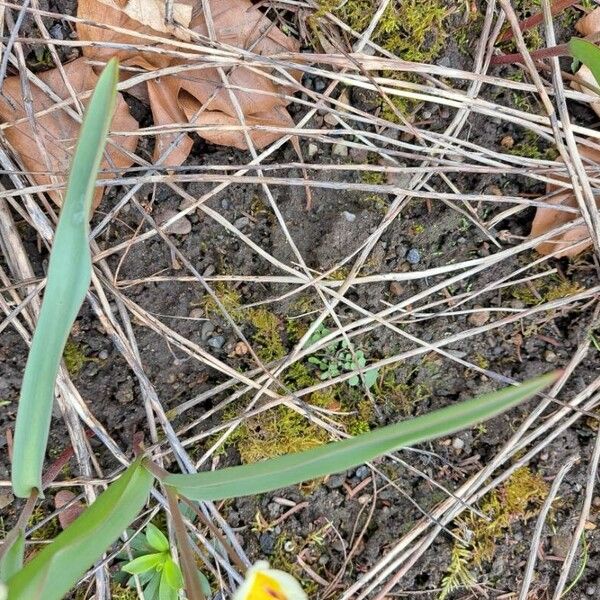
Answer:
145, 524, 169, 553
6, 460, 153, 600
122, 553, 164, 575
197, 571, 211, 596
159, 569, 178, 600
0, 531, 24, 582
165, 373, 557, 501
162, 558, 183, 590
144, 571, 161, 600
363, 368, 379, 390
348, 375, 359, 386
569, 37, 600, 87
11, 59, 120, 499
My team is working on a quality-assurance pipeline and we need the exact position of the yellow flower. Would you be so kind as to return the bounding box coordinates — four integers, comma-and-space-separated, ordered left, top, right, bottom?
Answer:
233, 561, 308, 600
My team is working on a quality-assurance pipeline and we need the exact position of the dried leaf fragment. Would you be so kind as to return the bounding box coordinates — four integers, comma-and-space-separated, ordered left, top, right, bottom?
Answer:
54, 490, 85, 530
77, 0, 301, 163
575, 6, 600, 36
531, 143, 600, 257
0, 58, 139, 209
97, 0, 193, 37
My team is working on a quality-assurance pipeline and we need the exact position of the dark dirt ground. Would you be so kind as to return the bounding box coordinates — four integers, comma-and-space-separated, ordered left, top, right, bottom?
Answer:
2, 1, 600, 598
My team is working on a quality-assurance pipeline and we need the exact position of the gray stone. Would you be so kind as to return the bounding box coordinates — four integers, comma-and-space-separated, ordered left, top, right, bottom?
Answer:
355, 465, 370, 480
452, 437, 465, 451
406, 248, 421, 264
233, 216, 250, 230
343, 211, 356, 223
49, 24, 64, 40
332, 143, 349, 157
208, 335, 225, 350
468, 308, 491, 327
308, 143, 319, 158
259, 532, 276, 554
325, 473, 346, 489
201, 322, 215, 340
156, 209, 192, 235
98, 349, 109, 360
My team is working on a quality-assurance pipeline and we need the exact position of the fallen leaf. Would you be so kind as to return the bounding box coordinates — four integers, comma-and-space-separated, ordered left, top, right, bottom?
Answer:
531, 143, 600, 257
575, 6, 600, 36
571, 64, 600, 118
97, 0, 193, 38
77, 0, 300, 164
0, 58, 139, 209
54, 490, 85, 529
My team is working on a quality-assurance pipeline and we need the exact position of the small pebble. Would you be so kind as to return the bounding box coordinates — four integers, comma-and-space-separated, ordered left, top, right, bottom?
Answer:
355, 465, 370, 480
221, 199, 231, 210
259, 532, 276, 554
343, 211, 356, 223
314, 79, 326, 92
98, 349, 109, 360
586, 585, 596, 596
452, 437, 465, 451
284, 540, 295, 552
156, 209, 192, 235
406, 248, 421, 264
49, 24, 64, 40
332, 143, 349, 157
357, 494, 371, 505
308, 143, 319, 158
189, 308, 204, 320
233, 216, 250, 230
500, 135, 514, 149
468, 308, 491, 327
544, 350, 558, 363
325, 473, 346, 489
208, 336, 226, 350
202, 264, 215, 277
201, 322, 214, 340
389, 281, 404, 297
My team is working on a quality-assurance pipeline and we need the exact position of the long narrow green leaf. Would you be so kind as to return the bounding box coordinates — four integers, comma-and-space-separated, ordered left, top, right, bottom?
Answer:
166, 373, 557, 501
6, 460, 153, 600
11, 59, 120, 498
0, 531, 24, 582
569, 37, 600, 87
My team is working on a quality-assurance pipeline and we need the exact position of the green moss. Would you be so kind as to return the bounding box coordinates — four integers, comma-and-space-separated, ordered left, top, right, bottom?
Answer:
198, 282, 242, 319
375, 367, 430, 415
441, 467, 549, 596
511, 276, 585, 307
109, 585, 138, 600
63, 340, 90, 376
506, 130, 558, 159
500, 0, 544, 53
28, 507, 59, 542
248, 308, 286, 362
360, 170, 386, 185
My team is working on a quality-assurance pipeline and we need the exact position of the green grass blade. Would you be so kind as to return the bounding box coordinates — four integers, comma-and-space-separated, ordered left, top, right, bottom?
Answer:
0, 531, 24, 582
6, 460, 153, 600
165, 373, 557, 501
569, 37, 600, 87
11, 59, 120, 498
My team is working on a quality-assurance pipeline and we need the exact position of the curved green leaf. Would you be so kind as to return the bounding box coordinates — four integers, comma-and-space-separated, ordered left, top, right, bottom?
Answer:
6, 460, 153, 600
165, 373, 557, 501
0, 531, 24, 582
145, 523, 169, 553
122, 553, 164, 575
11, 58, 120, 498
159, 569, 178, 600
162, 558, 183, 591
569, 37, 600, 87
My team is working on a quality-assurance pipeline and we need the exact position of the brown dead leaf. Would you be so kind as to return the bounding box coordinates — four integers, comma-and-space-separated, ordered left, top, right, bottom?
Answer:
576, 6, 600, 36
54, 490, 85, 530
571, 64, 600, 118
97, 0, 193, 38
0, 58, 139, 209
77, 0, 300, 164
531, 143, 600, 257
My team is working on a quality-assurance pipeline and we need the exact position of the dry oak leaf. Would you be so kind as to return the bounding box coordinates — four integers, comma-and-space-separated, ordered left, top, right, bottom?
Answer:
530, 143, 600, 257
77, 0, 300, 164
575, 6, 600, 36
97, 0, 193, 38
0, 58, 139, 210
54, 490, 85, 530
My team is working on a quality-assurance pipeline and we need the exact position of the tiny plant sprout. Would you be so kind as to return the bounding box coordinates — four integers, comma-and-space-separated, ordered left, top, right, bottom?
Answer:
233, 561, 307, 600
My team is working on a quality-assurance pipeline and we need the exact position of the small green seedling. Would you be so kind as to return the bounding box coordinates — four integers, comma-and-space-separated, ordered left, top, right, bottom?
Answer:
306, 324, 379, 388
118, 524, 208, 600
570, 37, 600, 87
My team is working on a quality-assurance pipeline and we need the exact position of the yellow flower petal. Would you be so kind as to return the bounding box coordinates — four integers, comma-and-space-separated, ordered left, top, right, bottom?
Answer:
233, 561, 307, 600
